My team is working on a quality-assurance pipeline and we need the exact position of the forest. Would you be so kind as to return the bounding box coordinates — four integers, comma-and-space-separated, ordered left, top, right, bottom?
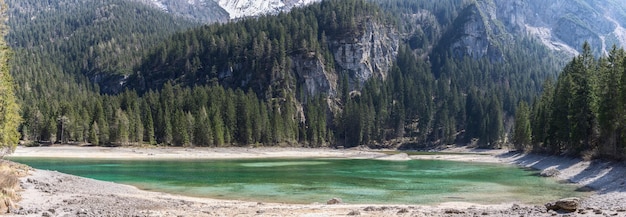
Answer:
7, 0, 572, 152
514, 43, 626, 160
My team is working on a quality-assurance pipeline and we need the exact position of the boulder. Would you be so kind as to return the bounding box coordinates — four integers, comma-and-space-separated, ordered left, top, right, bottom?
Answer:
540, 168, 560, 177
327, 198, 342, 205
347, 210, 360, 215
545, 197, 580, 212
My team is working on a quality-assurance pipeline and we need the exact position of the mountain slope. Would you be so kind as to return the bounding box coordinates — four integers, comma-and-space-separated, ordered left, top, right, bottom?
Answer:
139, 0, 320, 21
134, 0, 229, 23
217, 0, 320, 19
7, 0, 199, 94
486, 0, 626, 56
129, 0, 398, 98
10, 0, 626, 149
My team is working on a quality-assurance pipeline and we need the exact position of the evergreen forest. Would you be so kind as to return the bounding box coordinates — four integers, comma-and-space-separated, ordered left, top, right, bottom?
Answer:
514, 43, 626, 159
11, 0, 622, 160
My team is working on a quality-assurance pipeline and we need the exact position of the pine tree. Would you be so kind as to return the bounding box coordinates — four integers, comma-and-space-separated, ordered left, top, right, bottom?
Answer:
212, 109, 225, 146
89, 121, 99, 145
0, 0, 20, 154
531, 78, 554, 151
193, 107, 213, 146
513, 101, 532, 151
172, 109, 190, 146
569, 51, 596, 155
143, 101, 156, 145
162, 106, 173, 145
598, 45, 623, 158
115, 109, 129, 145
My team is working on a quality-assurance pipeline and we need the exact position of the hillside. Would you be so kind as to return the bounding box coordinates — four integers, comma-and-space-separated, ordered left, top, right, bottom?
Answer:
6, 0, 199, 94
8, 0, 626, 153
134, 0, 229, 23
495, 0, 626, 56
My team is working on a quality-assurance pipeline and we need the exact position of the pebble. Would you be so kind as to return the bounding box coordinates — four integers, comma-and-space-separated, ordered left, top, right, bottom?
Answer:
397, 208, 409, 214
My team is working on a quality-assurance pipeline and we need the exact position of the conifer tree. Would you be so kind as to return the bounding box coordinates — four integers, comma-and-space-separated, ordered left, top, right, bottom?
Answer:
0, 0, 20, 155
513, 101, 532, 151
89, 121, 99, 145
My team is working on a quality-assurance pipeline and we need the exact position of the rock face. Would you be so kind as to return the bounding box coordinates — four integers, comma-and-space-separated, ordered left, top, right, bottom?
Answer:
291, 53, 336, 97
443, 0, 626, 59
294, 19, 399, 97
447, 3, 503, 62
491, 0, 626, 56
330, 19, 400, 89
545, 197, 580, 212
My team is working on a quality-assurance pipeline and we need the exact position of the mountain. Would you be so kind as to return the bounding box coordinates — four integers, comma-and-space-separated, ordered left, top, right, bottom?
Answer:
9, 0, 626, 150
138, 0, 320, 21
134, 0, 229, 23
6, 0, 199, 94
130, 0, 399, 99
217, 0, 320, 19
452, 0, 626, 57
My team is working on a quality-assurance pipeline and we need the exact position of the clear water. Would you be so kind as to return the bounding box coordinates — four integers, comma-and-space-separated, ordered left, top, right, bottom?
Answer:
9, 157, 584, 205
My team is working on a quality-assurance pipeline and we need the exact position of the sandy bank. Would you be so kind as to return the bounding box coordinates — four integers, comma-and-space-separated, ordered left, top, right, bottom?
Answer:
9, 145, 387, 160
6, 145, 626, 216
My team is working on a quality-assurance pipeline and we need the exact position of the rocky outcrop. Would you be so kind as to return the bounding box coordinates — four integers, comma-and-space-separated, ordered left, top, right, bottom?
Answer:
331, 19, 399, 88
445, 3, 504, 62
291, 53, 337, 97
539, 167, 560, 177
545, 197, 580, 212
290, 19, 398, 98
491, 0, 626, 56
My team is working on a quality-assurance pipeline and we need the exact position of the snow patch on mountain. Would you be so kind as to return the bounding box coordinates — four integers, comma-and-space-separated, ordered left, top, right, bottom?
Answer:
216, 0, 320, 19
149, 0, 168, 11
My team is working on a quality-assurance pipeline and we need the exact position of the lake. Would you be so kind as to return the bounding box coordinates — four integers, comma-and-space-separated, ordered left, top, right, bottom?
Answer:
9, 157, 584, 205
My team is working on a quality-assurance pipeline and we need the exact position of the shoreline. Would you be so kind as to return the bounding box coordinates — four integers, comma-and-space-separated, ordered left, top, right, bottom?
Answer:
6, 145, 626, 216
8, 145, 388, 160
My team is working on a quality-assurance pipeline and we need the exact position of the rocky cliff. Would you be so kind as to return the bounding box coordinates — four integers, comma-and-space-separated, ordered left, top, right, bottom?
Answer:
293, 19, 400, 97
437, 2, 505, 62
486, 0, 626, 56
438, 0, 626, 59
331, 18, 400, 88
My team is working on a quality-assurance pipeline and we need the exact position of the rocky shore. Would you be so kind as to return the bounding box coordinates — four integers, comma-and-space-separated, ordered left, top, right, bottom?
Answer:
4, 146, 626, 216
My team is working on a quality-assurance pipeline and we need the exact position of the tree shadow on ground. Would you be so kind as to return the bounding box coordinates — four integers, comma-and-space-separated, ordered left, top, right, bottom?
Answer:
498, 152, 626, 193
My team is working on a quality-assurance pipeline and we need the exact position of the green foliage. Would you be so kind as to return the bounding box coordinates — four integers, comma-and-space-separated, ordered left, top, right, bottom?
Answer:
513, 102, 532, 150
526, 43, 626, 159
9, 0, 565, 151
0, 0, 21, 155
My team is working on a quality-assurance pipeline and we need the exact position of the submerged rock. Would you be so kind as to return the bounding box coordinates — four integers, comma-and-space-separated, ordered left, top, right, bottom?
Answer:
545, 197, 580, 212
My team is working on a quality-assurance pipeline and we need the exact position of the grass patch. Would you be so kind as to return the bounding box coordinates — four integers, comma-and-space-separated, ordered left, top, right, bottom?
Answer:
0, 160, 30, 213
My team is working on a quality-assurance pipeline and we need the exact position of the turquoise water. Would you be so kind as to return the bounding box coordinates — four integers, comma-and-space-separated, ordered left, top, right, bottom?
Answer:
9, 157, 584, 205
